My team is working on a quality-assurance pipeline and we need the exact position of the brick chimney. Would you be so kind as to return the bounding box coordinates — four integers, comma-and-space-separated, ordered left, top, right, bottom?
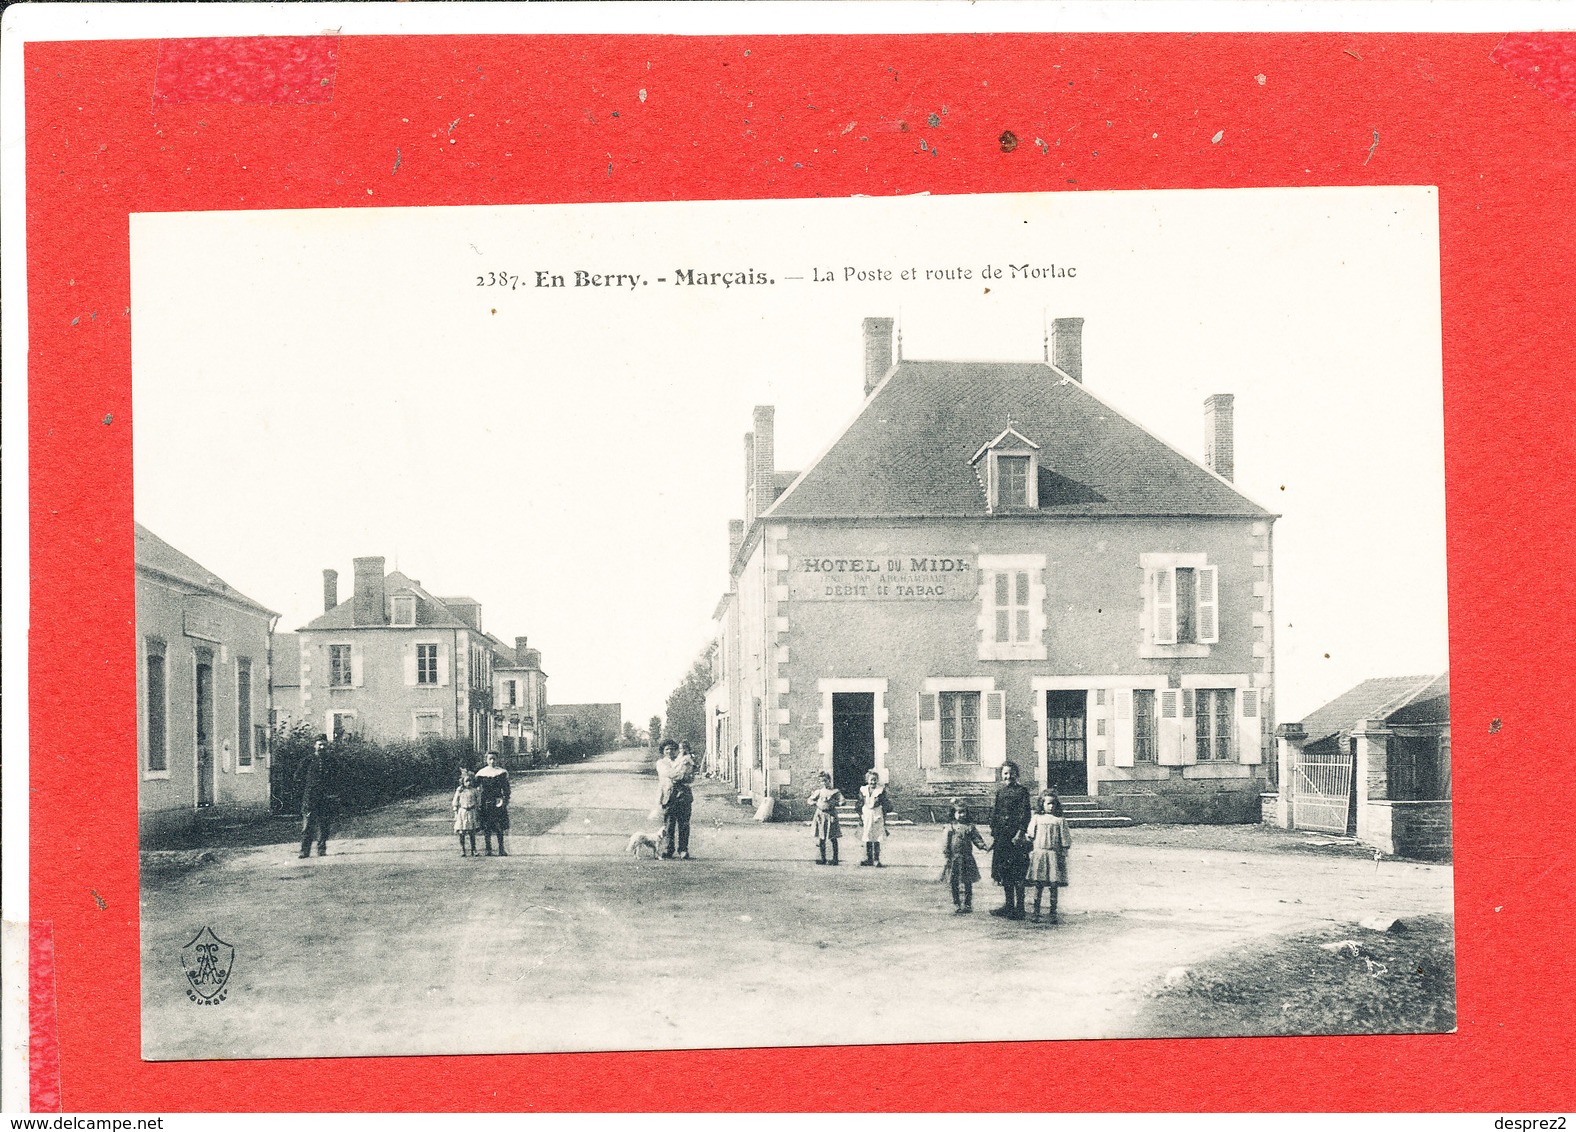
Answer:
863, 317, 896, 396
352, 556, 387, 626
728, 519, 745, 563
322, 569, 338, 613
1204, 394, 1235, 481
1049, 317, 1084, 382
752, 405, 775, 520
515, 636, 529, 660
743, 430, 756, 523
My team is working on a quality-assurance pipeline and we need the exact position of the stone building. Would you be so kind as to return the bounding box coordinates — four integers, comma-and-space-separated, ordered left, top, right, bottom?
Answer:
707, 317, 1278, 822
135, 524, 278, 840
1274, 673, 1450, 858
291, 557, 539, 753
491, 635, 548, 759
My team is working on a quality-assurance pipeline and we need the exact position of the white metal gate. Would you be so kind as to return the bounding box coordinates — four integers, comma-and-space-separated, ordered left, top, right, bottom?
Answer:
1291, 749, 1354, 834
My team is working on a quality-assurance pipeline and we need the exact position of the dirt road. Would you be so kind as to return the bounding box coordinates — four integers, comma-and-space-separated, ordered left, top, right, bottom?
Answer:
140, 748, 1453, 1059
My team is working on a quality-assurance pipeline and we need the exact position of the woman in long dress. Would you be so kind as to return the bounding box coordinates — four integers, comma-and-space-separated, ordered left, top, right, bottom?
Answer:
1024, 791, 1072, 923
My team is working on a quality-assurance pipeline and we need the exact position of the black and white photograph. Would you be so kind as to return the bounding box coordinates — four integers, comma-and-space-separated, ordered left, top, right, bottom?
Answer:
131, 187, 1453, 1059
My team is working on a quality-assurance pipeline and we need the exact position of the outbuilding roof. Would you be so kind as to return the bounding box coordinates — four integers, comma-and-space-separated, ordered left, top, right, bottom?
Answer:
134, 523, 278, 616
764, 360, 1273, 521
1297, 673, 1450, 745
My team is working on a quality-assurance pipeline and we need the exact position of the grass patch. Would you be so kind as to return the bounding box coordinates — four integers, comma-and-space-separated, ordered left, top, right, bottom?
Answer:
1138, 914, 1455, 1037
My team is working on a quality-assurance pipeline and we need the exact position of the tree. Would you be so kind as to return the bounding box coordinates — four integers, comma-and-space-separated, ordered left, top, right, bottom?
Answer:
663, 648, 712, 751
648, 714, 662, 747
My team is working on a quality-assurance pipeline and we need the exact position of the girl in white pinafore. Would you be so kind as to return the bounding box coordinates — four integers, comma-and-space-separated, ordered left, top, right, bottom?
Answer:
858, 769, 890, 867
1024, 791, 1072, 923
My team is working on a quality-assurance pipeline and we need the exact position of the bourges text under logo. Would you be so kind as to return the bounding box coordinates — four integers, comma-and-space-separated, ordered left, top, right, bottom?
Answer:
181, 926, 234, 1005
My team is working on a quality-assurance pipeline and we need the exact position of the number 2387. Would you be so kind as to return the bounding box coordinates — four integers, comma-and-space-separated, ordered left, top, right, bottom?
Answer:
477, 272, 521, 289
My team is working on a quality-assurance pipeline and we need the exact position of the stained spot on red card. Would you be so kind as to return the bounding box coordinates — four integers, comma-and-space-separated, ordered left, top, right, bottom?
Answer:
30, 921, 62, 1113
1491, 33, 1576, 112
154, 37, 338, 105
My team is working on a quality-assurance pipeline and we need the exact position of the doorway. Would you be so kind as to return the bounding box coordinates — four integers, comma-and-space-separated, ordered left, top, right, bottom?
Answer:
1044, 690, 1088, 796
195, 648, 215, 808
831, 692, 876, 797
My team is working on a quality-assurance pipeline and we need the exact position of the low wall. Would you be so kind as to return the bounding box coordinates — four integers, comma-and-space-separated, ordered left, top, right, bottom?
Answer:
1096, 777, 1264, 824
1365, 799, 1452, 860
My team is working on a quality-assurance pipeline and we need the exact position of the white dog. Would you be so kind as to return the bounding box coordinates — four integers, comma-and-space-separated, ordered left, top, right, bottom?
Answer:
626, 831, 660, 859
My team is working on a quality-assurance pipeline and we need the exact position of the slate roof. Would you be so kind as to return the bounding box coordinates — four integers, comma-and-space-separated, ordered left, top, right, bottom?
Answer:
1298, 674, 1449, 745
764, 360, 1272, 521
298, 569, 471, 632
135, 523, 278, 616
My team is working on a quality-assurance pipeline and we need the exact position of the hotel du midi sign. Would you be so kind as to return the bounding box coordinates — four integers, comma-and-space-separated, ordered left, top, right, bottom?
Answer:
789, 554, 975, 602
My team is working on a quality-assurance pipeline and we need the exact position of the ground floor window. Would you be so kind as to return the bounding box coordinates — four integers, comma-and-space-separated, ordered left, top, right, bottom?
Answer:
1195, 688, 1235, 761
145, 640, 168, 773
1134, 688, 1157, 762
939, 691, 980, 766
414, 711, 442, 737
331, 711, 356, 741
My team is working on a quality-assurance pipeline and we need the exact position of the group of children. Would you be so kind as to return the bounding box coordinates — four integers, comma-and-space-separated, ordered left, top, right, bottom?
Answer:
806, 768, 893, 866
451, 759, 513, 857
807, 770, 1072, 924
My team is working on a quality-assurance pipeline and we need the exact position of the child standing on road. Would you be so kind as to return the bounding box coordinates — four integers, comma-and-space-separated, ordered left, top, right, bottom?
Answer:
859, 769, 891, 867
806, 772, 844, 866
941, 800, 991, 913
1024, 791, 1072, 923
453, 768, 481, 857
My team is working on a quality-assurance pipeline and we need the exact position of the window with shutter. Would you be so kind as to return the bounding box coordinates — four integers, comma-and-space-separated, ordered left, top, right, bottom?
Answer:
1113, 689, 1135, 767
236, 659, 253, 767
1238, 688, 1263, 764
939, 691, 980, 766
1195, 689, 1235, 761
1197, 566, 1219, 643
1153, 570, 1177, 644
329, 644, 353, 687
145, 641, 168, 774
417, 644, 439, 685
1135, 689, 1159, 762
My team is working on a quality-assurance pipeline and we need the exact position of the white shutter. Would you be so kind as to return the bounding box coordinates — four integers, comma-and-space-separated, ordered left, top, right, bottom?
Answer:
1238, 688, 1263, 764
1113, 689, 1135, 767
350, 643, 364, 687
917, 693, 940, 769
403, 644, 417, 686
981, 691, 1007, 768
438, 644, 450, 686
1180, 689, 1199, 765
1158, 689, 1184, 765
1153, 568, 1177, 645
1197, 565, 1219, 644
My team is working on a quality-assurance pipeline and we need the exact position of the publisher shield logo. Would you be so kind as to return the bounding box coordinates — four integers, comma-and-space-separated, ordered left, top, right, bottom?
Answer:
181, 926, 234, 1004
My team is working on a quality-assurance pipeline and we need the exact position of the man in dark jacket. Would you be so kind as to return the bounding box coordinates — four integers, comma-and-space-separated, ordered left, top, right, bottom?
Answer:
295, 735, 332, 859
989, 760, 1032, 919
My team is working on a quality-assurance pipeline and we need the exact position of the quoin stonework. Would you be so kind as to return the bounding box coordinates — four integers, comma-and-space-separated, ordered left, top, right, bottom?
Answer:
705, 317, 1279, 821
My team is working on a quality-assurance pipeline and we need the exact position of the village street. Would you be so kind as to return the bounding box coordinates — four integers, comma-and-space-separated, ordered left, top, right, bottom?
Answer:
140, 748, 1454, 1060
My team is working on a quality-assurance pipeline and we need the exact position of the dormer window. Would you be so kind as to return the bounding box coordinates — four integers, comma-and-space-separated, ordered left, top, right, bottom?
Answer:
391, 594, 416, 626
970, 427, 1040, 513
997, 455, 1030, 507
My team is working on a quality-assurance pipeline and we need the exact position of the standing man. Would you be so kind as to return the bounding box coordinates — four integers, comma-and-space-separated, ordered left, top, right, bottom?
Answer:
655, 739, 696, 860
295, 735, 332, 859
989, 760, 1032, 919
475, 750, 512, 857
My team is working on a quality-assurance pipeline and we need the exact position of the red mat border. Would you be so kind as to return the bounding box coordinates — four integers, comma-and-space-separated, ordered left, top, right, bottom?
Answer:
23, 31, 1576, 1112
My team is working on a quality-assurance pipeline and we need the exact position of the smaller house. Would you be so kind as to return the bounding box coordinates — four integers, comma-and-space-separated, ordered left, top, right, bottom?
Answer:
1274, 673, 1450, 858
491, 635, 548, 761
136, 524, 278, 840
269, 631, 304, 732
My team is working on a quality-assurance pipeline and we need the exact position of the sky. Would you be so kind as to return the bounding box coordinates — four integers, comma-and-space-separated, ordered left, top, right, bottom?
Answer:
131, 186, 1446, 723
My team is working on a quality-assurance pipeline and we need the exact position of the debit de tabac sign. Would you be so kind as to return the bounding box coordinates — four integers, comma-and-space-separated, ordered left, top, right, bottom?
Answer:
790, 554, 976, 601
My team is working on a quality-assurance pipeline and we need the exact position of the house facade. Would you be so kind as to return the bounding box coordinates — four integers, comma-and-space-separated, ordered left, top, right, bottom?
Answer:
292, 557, 535, 753
492, 635, 548, 758
135, 524, 278, 840
1274, 673, 1450, 858
708, 317, 1278, 823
